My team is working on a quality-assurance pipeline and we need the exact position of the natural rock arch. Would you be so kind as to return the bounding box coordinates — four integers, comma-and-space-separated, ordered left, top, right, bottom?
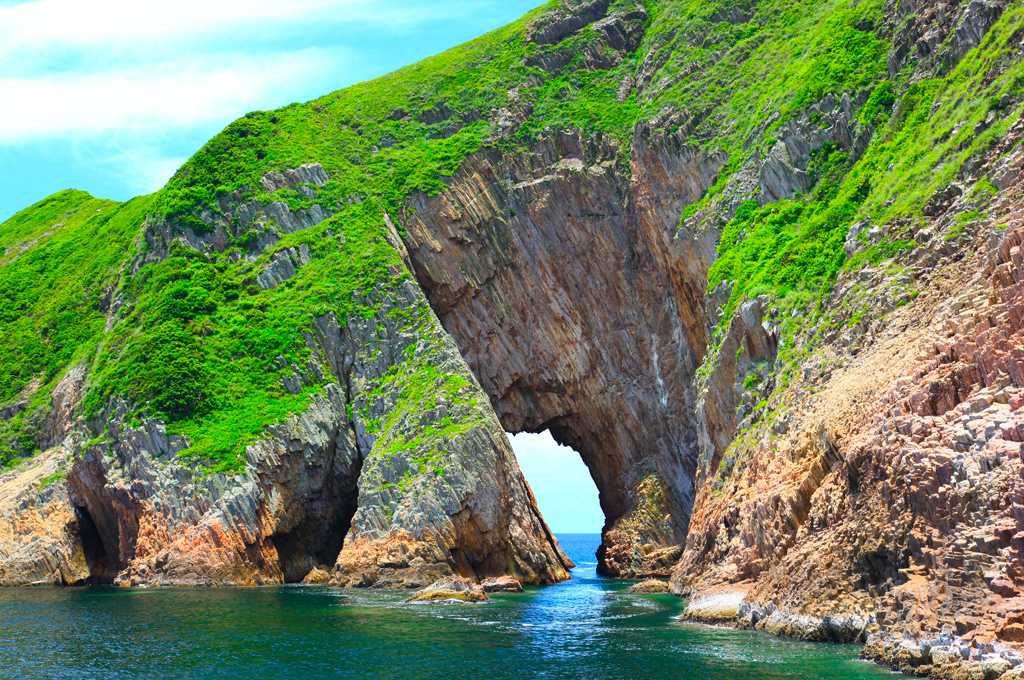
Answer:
399, 128, 725, 575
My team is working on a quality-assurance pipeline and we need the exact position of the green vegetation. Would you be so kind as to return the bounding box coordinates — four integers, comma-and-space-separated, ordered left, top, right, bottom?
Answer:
38, 467, 67, 489
647, 0, 887, 166
0, 191, 130, 400
707, 2, 1024, 327
80, 199, 414, 471
0, 191, 150, 467
359, 353, 490, 494
859, 81, 897, 127
3, 0, 1023, 479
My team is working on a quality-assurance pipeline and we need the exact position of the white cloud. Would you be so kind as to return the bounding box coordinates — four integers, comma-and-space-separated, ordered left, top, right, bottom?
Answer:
70, 138, 189, 195
0, 49, 338, 142
0, 0, 463, 55
0, 0, 417, 182
0, 0, 501, 208
0, 0, 496, 139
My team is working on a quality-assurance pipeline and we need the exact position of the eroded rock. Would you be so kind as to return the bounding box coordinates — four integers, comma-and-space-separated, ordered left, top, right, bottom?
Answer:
628, 579, 671, 594
481, 575, 524, 593
405, 575, 488, 602
401, 128, 722, 577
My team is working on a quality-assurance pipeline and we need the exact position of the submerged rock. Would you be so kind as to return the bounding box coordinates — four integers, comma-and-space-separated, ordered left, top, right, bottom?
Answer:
405, 576, 488, 603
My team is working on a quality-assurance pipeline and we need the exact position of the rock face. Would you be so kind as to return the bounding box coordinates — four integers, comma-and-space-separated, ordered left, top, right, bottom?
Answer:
0, 451, 88, 586
0, 269, 572, 589
673, 111, 1024, 678
526, 0, 610, 45
62, 386, 359, 586
402, 127, 723, 576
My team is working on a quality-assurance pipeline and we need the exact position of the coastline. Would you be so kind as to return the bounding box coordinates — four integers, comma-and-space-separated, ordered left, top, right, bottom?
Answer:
679, 588, 1024, 679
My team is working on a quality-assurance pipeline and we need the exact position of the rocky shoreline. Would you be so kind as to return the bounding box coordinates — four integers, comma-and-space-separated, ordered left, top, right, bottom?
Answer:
678, 589, 1024, 679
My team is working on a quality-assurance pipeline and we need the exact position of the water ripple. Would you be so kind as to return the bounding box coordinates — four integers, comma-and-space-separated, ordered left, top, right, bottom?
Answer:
0, 535, 892, 680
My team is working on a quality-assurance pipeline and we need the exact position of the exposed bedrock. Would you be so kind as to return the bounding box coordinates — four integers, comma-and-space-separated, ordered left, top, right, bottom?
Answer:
63, 385, 361, 586
330, 282, 573, 587
0, 256, 571, 588
0, 450, 90, 586
674, 171, 1024, 676
400, 127, 725, 576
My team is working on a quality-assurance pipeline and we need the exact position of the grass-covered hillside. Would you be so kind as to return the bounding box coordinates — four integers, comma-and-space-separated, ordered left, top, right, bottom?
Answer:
2, 0, 1022, 473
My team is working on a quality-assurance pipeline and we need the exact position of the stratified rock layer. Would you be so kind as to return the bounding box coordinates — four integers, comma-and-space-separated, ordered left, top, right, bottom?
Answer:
675, 122, 1024, 679
3, 1, 1024, 676
402, 128, 723, 576
0, 450, 88, 586
0, 261, 571, 589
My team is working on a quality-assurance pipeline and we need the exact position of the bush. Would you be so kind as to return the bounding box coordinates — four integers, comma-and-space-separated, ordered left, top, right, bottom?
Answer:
860, 81, 897, 126
131, 322, 212, 421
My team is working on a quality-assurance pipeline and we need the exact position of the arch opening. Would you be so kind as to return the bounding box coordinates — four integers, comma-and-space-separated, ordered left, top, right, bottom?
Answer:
507, 430, 605, 571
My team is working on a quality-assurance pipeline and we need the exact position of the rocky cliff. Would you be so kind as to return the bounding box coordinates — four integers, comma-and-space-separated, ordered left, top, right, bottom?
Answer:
3, 0, 1024, 676
1, 209, 572, 588
401, 127, 721, 576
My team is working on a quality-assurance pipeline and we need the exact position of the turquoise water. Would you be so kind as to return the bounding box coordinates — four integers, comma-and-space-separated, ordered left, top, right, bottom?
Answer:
0, 534, 892, 679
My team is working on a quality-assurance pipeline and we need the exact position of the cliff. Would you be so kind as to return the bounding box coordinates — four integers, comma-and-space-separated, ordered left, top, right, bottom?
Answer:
3, 0, 1024, 675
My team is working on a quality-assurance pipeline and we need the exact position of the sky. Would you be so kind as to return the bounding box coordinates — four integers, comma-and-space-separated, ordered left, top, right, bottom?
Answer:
508, 431, 604, 534
0, 0, 545, 222
0, 0, 604, 532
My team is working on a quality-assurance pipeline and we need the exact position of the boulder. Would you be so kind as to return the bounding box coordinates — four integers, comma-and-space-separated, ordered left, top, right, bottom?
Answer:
480, 576, 524, 593
301, 567, 331, 585
628, 579, 671, 593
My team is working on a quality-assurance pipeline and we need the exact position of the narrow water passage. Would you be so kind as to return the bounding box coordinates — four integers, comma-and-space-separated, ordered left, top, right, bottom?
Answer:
0, 535, 892, 680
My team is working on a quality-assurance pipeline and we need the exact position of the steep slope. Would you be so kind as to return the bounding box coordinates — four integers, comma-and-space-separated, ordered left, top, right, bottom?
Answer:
2, 0, 1024, 675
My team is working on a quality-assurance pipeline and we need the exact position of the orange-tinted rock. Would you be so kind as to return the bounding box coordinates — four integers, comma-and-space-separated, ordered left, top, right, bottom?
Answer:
673, 162, 1024, 676
481, 575, 524, 593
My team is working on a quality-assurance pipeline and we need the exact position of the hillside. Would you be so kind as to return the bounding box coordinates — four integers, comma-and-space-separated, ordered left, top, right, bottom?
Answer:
2, 0, 1024, 676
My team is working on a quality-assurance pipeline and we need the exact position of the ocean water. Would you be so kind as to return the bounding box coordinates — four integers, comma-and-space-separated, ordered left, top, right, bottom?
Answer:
0, 534, 892, 679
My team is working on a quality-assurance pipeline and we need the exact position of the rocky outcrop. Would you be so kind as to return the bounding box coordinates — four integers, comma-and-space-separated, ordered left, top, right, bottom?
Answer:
0, 450, 88, 586
884, 0, 1009, 77
58, 386, 359, 586
0, 262, 572, 589
693, 296, 779, 484
400, 127, 723, 576
256, 245, 311, 290
257, 163, 330, 195
404, 575, 487, 602
330, 282, 573, 588
628, 578, 671, 593
672, 127, 1024, 677
5, 5, 1024, 678
680, 589, 748, 624
481, 575, 524, 592
526, 0, 610, 45
758, 93, 873, 203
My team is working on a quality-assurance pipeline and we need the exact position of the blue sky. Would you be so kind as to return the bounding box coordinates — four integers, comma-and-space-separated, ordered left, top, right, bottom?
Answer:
0, 0, 546, 222
1, 0, 605, 533
508, 431, 603, 534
